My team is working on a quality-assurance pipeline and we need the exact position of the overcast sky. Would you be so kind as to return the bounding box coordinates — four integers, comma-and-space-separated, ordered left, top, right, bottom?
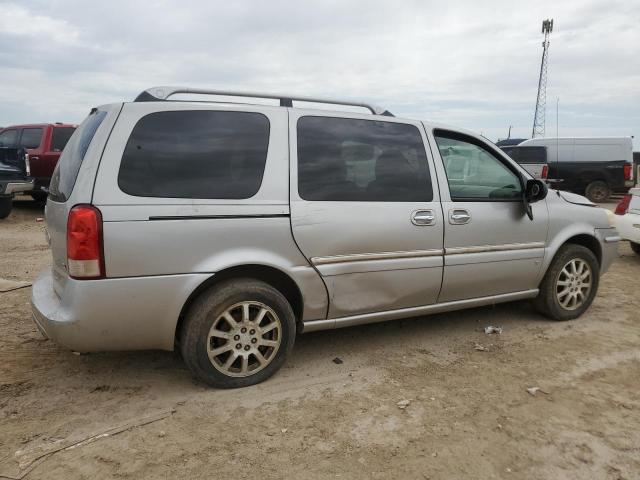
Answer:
1, 0, 638, 148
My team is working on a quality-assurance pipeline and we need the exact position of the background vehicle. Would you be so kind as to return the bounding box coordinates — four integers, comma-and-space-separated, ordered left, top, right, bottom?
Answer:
518, 137, 634, 202
614, 187, 640, 255
31, 87, 619, 388
0, 147, 33, 218
499, 145, 548, 180
0, 123, 76, 201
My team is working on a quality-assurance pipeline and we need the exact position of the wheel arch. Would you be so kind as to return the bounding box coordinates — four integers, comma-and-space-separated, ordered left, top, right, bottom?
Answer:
539, 226, 603, 285
175, 264, 305, 346
563, 233, 602, 266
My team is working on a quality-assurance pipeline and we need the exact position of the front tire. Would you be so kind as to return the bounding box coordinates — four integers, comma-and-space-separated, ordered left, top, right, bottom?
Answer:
584, 180, 610, 203
0, 196, 12, 219
180, 279, 296, 388
533, 244, 599, 321
631, 242, 640, 256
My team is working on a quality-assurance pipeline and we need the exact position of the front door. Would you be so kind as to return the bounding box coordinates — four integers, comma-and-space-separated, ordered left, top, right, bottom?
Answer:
429, 128, 549, 302
290, 111, 444, 318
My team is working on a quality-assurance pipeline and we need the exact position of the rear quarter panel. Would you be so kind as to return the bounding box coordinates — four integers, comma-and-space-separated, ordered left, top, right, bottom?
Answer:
45, 104, 123, 296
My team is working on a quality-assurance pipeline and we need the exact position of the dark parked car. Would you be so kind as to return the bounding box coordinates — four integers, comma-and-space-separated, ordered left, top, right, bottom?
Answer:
0, 147, 33, 218
0, 123, 76, 200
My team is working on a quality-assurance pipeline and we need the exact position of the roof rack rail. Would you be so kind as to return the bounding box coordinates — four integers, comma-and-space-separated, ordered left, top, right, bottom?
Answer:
133, 86, 393, 116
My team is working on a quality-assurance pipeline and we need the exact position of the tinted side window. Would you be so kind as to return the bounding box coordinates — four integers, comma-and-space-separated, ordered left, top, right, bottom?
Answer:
118, 110, 270, 199
520, 147, 547, 164
297, 116, 432, 202
500, 146, 518, 161
20, 128, 43, 149
49, 110, 107, 202
0, 129, 18, 147
503, 146, 546, 164
435, 130, 522, 200
51, 127, 76, 151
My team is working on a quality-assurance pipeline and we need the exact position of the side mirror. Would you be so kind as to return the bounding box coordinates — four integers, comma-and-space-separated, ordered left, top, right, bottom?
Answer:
525, 179, 548, 203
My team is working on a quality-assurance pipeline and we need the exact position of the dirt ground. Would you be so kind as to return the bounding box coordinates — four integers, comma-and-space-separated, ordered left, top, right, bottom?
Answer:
1, 197, 639, 480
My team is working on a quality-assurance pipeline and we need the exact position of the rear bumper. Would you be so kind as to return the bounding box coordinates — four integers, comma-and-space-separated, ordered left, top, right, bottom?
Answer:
595, 227, 620, 274
31, 269, 210, 352
1, 179, 34, 195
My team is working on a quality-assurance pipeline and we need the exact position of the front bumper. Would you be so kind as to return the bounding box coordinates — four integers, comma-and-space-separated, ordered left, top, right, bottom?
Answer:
1, 178, 34, 195
31, 269, 210, 352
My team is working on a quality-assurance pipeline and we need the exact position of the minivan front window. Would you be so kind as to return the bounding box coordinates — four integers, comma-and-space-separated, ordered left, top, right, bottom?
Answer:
435, 131, 522, 201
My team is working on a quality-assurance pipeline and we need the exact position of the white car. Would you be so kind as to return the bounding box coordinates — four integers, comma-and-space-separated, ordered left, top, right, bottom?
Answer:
615, 187, 640, 255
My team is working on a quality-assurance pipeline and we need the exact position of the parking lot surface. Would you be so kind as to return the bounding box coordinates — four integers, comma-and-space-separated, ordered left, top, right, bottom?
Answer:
1, 198, 639, 479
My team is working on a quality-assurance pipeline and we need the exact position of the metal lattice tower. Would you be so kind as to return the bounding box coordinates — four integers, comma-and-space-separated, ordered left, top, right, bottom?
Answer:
532, 19, 553, 138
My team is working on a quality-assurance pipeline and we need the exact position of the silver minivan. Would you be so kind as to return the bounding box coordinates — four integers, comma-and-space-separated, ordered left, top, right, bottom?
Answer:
31, 87, 620, 388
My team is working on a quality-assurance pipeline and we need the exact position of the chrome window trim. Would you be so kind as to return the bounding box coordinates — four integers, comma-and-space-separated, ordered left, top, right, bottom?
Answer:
311, 249, 444, 266
445, 242, 545, 255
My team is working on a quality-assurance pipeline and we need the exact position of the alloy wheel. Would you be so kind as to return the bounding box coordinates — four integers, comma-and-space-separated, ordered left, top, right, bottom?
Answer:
555, 258, 592, 311
206, 301, 282, 377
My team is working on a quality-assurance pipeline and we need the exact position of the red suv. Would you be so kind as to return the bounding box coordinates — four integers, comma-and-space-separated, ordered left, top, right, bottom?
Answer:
0, 123, 76, 200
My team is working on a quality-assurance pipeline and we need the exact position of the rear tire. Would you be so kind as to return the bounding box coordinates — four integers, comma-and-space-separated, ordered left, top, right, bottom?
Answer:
180, 279, 296, 388
0, 196, 12, 219
533, 244, 599, 321
584, 180, 610, 203
631, 242, 640, 256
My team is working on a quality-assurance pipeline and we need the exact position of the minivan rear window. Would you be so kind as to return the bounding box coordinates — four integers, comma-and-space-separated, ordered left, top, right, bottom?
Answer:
118, 110, 270, 199
49, 110, 107, 202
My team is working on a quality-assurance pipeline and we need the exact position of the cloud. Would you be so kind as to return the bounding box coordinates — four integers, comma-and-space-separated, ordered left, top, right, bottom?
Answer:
0, 3, 79, 44
0, 0, 638, 148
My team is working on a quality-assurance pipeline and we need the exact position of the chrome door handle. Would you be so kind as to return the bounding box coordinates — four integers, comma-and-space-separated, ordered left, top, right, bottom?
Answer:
411, 209, 436, 226
449, 209, 471, 225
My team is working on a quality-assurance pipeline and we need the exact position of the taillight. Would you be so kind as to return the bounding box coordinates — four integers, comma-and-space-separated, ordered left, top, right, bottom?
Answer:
541, 164, 549, 180
614, 194, 631, 215
623, 164, 632, 181
67, 205, 104, 279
